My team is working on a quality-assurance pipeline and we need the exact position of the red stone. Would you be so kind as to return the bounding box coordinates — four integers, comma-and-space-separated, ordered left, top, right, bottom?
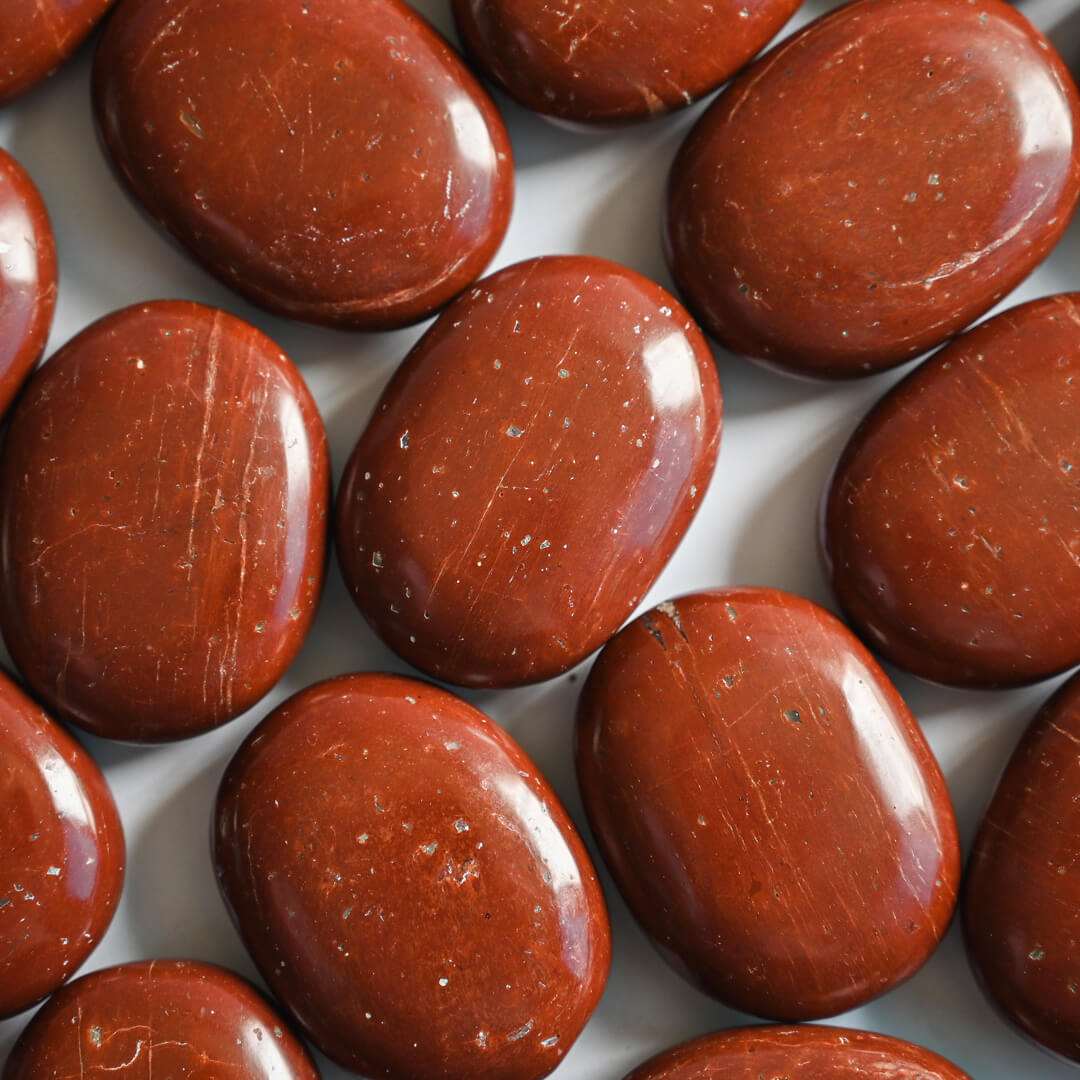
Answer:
0, 301, 329, 742
3, 959, 319, 1077
93, 0, 513, 330
336, 255, 721, 689
964, 671, 1080, 1064
452, 0, 802, 126
0, 0, 113, 104
0, 149, 56, 418
824, 293, 1080, 688
576, 587, 960, 1020
0, 671, 123, 1020
625, 1026, 971, 1079
666, 0, 1080, 378
213, 673, 611, 1080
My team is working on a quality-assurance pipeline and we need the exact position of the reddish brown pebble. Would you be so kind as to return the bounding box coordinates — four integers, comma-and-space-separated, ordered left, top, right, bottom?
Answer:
3, 959, 319, 1078
214, 672, 610, 1079
964, 671, 1080, 1063
93, 0, 513, 330
625, 1025, 972, 1079
0, 301, 329, 742
666, 0, 1080, 378
576, 587, 960, 1021
452, 0, 802, 126
824, 293, 1080, 688
0, 671, 123, 1020
0, 149, 56, 417
0, 0, 113, 104
336, 255, 721, 688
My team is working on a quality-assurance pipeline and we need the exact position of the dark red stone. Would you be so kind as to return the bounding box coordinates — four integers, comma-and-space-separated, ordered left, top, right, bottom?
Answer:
214, 672, 611, 1080
93, 0, 513, 330
336, 255, 721, 689
0, 301, 329, 742
3, 960, 319, 1078
576, 587, 960, 1021
0, 671, 124, 1020
824, 293, 1080, 688
666, 0, 1080, 378
453, 0, 803, 126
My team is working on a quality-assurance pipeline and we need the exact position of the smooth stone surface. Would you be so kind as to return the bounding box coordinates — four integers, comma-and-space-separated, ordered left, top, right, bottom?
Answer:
336, 255, 722, 688
214, 672, 611, 1079
452, 0, 803, 126
0, 149, 56, 417
666, 0, 1080, 378
824, 293, 1080, 688
964, 671, 1080, 1064
576, 587, 960, 1021
0, 300, 329, 742
2, 959, 319, 1078
625, 1025, 972, 1079
0, 0, 113, 104
93, 0, 513, 330
0, 671, 124, 1020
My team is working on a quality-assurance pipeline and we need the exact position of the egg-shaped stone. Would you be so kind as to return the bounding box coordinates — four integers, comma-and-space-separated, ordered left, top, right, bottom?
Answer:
576, 587, 960, 1021
625, 1025, 971, 1079
964, 671, 1080, 1063
824, 293, 1080, 688
666, 0, 1080, 378
0, 0, 113, 104
3, 959, 318, 1078
93, 0, 513, 330
0, 301, 329, 742
213, 672, 611, 1080
0, 149, 56, 417
452, 0, 802, 126
336, 255, 722, 688
0, 671, 124, 1020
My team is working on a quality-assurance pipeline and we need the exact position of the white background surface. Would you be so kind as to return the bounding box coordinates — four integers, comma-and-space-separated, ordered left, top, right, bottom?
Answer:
2, 0, 1079, 1075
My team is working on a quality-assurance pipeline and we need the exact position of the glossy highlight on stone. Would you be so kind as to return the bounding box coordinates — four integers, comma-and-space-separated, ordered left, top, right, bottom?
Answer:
0, 0, 113, 104
93, 0, 513, 330
625, 1025, 972, 1079
214, 672, 610, 1080
0, 149, 56, 418
452, 0, 803, 126
824, 293, 1080, 688
336, 255, 721, 689
0, 671, 123, 1020
576, 587, 960, 1021
0, 301, 329, 742
964, 671, 1080, 1064
2, 959, 319, 1078
666, 0, 1080, 378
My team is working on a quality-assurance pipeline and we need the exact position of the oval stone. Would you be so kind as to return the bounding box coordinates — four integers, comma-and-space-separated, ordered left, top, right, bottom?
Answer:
824, 293, 1080, 688
336, 255, 722, 688
213, 672, 611, 1079
625, 1026, 971, 1079
0, 671, 124, 1020
93, 0, 512, 330
0, 301, 329, 742
452, 0, 802, 126
3, 960, 319, 1078
0, 0, 113, 104
576, 587, 960, 1020
964, 671, 1080, 1063
0, 150, 56, 418
666, 0, 1080, 378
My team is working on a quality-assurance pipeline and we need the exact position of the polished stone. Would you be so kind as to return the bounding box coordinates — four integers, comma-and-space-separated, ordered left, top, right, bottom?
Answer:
0, 301, 329, 742
666, 0, 1080, 378
576, 587, 960, 1020
336, 255, 722, 688
214, 672, 611, 1079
